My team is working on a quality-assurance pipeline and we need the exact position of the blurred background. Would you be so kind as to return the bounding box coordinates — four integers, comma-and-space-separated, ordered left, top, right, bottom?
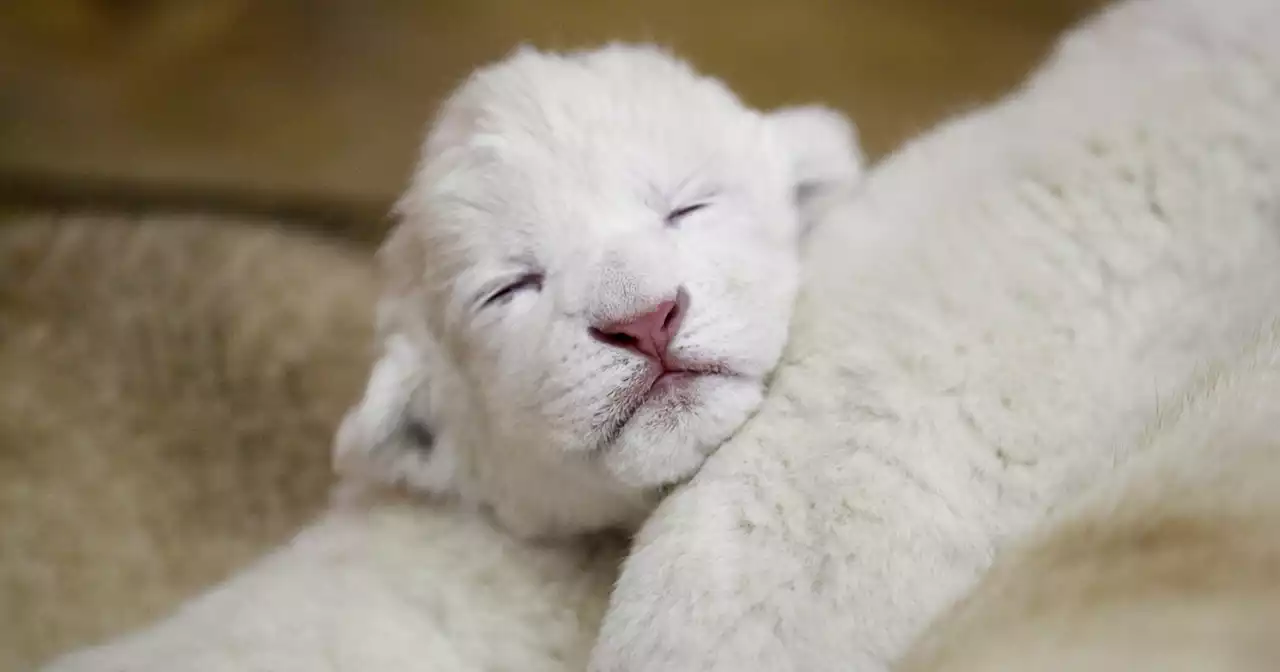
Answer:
2, 0, 1103, 242
1, 0, 1104, 667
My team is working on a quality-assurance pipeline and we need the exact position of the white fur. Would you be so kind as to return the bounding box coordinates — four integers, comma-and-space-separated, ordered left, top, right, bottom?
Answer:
898, 321, 1280, 672
45, 2, 1280, 669
43, 489, 625, 672
40, 45, 860, 670
337, 44, 862, 539
591, 1, 1280, 670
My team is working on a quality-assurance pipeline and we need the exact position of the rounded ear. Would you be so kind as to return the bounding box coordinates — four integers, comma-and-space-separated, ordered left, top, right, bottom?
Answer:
767, 105, 865, 232
332, 332, 458, 496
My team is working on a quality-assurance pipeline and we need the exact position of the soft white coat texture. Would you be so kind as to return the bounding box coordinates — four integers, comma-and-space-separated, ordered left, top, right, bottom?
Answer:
898, 321, 1280, 672
337, 44, 862, 539
590, 0, 1280, 670
43, 0, 1280, 669
42, 487, 626, 672
41, 45, 861, 671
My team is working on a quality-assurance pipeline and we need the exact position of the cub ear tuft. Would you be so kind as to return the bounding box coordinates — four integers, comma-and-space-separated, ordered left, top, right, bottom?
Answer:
401, 417, 436, 453
768, 105, 864, 231
332, 333, 457, 496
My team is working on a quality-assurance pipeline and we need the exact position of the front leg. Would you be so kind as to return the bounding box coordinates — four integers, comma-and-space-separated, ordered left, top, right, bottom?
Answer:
588, 391, 1007, 672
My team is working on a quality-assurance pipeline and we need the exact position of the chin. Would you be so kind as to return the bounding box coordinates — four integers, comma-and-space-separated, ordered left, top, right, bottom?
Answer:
601, 373, 765, 488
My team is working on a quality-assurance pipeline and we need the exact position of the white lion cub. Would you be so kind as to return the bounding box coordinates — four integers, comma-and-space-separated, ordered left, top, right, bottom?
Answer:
334, 43, 862, 538
42, 45, 862, 672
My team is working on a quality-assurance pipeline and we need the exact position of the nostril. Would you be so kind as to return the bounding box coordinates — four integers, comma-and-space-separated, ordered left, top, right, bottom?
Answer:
591, 286, 689, 360
661, 299, 681, 331
590, 327, 639, 350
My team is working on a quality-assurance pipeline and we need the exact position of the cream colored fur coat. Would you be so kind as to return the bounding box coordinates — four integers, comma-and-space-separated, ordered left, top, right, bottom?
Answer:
39, 0, 1280, 669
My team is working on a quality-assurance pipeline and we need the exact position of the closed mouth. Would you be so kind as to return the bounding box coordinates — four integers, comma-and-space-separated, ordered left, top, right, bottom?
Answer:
642, 358, 733, 398
647, 370, 695, 393
590, 362, 735, 452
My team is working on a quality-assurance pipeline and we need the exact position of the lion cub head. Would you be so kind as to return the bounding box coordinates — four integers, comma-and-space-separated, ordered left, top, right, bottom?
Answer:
336, 44, 862, 538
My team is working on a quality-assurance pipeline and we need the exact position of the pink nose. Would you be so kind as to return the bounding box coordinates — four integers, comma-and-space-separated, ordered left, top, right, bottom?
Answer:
590, 289, 688, 362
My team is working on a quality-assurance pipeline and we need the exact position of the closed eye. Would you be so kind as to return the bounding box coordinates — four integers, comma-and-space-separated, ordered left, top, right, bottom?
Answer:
666, 202, 708, 225
481, 272, 544, 309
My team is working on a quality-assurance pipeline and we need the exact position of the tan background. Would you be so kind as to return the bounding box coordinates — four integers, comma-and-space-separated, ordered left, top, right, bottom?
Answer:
2, 0, 1104, 238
